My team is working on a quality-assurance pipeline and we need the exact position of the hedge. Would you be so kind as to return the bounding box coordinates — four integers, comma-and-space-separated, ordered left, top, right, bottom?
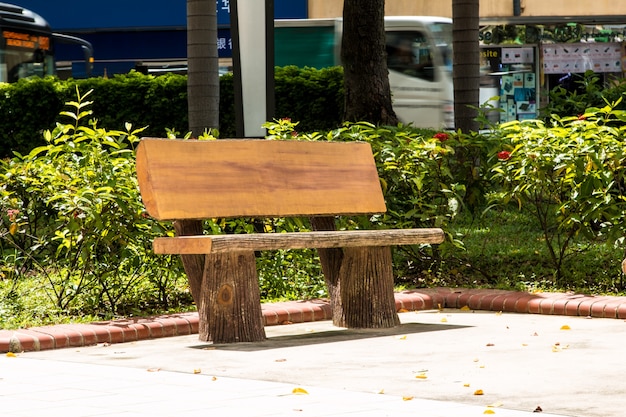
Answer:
0, 66, 345, 158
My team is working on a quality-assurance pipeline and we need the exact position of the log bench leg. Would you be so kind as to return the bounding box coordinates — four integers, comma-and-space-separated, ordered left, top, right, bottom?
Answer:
197, 251, 266, 343
339, 246, 400, 329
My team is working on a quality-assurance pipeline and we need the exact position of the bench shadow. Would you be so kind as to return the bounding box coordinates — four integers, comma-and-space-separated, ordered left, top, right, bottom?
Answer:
188, 322, 469, 352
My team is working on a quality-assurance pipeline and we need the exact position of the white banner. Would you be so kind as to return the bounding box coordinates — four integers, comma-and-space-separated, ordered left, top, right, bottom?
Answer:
542, 43, 622, 74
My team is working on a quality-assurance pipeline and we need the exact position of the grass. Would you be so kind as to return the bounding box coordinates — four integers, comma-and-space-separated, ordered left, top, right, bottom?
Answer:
431, 205, 626, 295
2, 205, 625, 330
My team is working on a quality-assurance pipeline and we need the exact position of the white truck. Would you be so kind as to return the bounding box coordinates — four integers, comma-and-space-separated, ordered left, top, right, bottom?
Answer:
275, 16, 454, 129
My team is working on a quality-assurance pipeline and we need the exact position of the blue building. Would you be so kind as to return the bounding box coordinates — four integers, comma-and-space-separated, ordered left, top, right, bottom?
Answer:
14, 0, 308, 76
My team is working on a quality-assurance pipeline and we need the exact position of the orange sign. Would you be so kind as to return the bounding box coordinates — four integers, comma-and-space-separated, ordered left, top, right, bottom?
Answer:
3, 31, 50, 50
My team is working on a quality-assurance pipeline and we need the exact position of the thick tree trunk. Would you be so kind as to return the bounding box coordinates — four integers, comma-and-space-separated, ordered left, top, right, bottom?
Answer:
342, 0, 398, 125
452, 0, 480, 132
197, 251, 266, 343
187, 0, 219, 135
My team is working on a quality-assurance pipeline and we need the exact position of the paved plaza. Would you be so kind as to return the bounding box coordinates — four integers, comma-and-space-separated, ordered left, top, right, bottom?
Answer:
2, 294, 625, 416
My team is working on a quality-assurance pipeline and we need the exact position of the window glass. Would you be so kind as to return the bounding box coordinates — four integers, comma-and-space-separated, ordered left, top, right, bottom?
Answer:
429, 23, 453, 70
3, 47, 54, 82
386, 31, 435, 81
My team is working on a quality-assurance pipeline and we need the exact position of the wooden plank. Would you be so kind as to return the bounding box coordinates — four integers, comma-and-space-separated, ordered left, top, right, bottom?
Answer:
153, 228, 445, 254
136, 138, 387, 220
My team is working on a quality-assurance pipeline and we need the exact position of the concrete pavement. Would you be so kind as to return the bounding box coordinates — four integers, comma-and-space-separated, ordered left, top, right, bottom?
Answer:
2, 293, 626, 416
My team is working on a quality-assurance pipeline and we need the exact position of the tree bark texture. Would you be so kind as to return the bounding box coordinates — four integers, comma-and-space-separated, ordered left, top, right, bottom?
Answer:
310, 217, 345, 326
197, 250, 266, 343
452, 0, 480, 132
173, 220, 205, 307
187, 0, 220, 136
341, 0, 398, 125
311, 217, 400, 329
340, 246, 400, 328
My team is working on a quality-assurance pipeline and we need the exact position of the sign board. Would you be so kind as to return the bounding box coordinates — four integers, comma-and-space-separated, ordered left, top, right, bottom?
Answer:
542, 43, 623, 74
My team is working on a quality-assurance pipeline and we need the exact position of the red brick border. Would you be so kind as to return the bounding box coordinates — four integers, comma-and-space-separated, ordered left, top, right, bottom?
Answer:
2, 288, 626, 353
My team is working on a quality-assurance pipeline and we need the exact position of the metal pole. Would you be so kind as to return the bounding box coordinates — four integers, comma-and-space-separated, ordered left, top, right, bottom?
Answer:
266, 0, 275, 123
230, 0, 244, 137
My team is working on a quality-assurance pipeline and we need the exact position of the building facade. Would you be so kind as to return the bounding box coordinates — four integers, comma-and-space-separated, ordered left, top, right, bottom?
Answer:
308, 0, 624, 19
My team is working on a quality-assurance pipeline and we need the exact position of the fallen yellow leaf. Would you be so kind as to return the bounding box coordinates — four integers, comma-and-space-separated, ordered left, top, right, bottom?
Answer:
415, 373, 428, 379
495, 311, 503, 316
402, 396, 414, 401
398, 308, 409, 313
483, 409, 496, 414
146, 367, 161, 372
211, 376, 217, 381
460, 305, 471, 311
6, 352, 16, 357
441, 317, 448, 323
292, 387, 309, 395
377, 389, 385, 394
397, 335, 407, 340
560, 325, 571, 330
463, 383, 471, 387
474, 389, 484, 395
193, 368, 202, 374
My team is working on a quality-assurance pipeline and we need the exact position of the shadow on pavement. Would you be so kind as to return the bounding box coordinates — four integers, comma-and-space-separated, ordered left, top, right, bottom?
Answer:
189, 322, 469, 352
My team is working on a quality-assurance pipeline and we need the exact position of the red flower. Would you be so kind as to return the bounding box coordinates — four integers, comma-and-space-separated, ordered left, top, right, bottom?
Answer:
497, 150, 512, 161
7, 209, 19, 222
434, 132, 450, 142
578, 114, 586, 120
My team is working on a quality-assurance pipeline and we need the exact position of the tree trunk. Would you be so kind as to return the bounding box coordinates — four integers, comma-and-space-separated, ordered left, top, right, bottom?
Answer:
182, 0, 220, 313
452, 0, 480, 132
173, 220, 205, 307
187, 0, 219, 135
342, 0, 398, 125
198, 251, 266, 343
310, 216, 345, 326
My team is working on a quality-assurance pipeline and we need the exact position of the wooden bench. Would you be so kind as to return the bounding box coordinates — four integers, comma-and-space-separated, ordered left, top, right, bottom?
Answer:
136, 138, 444, 344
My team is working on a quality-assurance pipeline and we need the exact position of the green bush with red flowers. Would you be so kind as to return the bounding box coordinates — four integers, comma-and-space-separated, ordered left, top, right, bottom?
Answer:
489, 102, 626, 282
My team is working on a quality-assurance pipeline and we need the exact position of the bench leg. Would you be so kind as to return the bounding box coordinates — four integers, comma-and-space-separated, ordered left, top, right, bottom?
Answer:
339, 246, 400, 329
197, 251, 266, 343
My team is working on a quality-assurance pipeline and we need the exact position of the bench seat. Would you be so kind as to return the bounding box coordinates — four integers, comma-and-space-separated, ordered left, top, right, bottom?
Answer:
154, 228, 445, 254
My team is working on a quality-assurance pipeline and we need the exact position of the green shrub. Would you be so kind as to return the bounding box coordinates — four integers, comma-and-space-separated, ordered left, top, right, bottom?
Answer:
489, 104, 626, 283
541, 70, 626, 119
0, 89, 189, 318
0, 77, 64, 156
1, 67, 345, 157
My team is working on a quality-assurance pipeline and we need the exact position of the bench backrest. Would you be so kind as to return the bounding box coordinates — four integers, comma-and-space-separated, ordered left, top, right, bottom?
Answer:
136, 138, 387, 221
